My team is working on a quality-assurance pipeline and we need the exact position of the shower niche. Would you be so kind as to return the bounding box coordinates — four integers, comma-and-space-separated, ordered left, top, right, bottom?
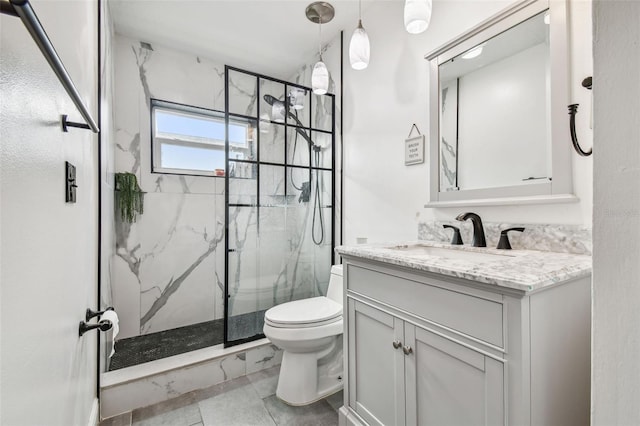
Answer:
224, 67, 335, 346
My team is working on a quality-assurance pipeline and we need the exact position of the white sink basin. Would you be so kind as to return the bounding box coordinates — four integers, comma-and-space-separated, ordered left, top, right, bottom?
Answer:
387, 244, 514, 262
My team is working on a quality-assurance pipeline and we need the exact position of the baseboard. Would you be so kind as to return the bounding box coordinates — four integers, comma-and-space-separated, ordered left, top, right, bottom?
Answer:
88, 398, 99, 426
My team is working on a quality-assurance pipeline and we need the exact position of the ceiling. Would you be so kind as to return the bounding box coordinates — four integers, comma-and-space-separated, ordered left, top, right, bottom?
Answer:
109, 0, 371, 79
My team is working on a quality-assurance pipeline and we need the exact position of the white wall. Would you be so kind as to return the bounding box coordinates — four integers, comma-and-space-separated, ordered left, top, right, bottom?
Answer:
343, 0, 593, 245
591, 1, 640, 424
0, 1, 99, 425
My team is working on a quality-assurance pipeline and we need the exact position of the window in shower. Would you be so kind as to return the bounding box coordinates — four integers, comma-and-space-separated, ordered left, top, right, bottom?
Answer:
151, 99, 250, 176
224, 67, 335, 346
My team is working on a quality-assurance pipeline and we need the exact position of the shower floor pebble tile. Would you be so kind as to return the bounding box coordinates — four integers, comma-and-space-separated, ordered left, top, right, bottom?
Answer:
100, 366, 341, 426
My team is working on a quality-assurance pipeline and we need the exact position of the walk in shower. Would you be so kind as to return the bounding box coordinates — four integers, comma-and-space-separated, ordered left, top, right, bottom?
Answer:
106, 53, 336, 370
225, 67, 335, 346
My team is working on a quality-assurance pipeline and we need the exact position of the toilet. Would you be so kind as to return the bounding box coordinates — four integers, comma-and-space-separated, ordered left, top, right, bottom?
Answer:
263, 265, 344, 406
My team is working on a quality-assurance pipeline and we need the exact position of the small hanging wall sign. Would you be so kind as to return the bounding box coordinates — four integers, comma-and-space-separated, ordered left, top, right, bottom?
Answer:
405, 123, 425, 165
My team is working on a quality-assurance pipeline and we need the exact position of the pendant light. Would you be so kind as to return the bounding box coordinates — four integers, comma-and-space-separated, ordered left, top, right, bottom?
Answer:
349, 0, 370, 70
307, 2, 335, 95
404, 0, 432, 34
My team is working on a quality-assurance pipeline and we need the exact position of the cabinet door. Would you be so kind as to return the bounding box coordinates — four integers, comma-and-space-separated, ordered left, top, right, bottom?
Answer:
348, 299, 405, 426
405, 324, 505, 426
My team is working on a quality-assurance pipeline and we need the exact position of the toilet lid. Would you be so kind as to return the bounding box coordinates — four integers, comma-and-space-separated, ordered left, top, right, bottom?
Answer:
265, 297, 342, 327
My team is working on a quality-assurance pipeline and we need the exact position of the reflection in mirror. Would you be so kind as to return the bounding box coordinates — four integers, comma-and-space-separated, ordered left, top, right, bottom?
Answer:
439, 11, 550, 192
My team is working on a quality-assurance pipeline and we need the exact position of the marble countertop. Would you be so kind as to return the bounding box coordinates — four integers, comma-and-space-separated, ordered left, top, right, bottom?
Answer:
336, 241, 592, 292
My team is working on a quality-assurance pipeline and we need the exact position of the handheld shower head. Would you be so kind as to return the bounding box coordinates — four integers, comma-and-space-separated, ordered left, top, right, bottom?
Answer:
262, 94, 316, 148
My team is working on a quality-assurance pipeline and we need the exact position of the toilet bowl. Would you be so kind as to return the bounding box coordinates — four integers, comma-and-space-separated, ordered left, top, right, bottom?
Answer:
263, 265, 343, 406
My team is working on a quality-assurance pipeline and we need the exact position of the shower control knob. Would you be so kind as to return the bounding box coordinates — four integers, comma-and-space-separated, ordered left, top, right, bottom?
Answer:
403, 345, 413, 355
392, 341, 402, 349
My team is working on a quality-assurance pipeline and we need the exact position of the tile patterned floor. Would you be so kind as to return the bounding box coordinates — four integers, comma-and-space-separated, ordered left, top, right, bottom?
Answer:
100, 366, 342, 426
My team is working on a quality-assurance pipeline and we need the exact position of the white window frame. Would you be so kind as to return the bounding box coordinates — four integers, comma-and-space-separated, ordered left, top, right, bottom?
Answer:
151, 99, 248, 177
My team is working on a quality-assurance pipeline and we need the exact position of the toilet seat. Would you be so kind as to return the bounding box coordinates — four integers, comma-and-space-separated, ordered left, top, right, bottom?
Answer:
265, 296, 342, 329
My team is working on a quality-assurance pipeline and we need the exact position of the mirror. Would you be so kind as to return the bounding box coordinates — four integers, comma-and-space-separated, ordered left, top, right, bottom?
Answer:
426, 0, 575, 206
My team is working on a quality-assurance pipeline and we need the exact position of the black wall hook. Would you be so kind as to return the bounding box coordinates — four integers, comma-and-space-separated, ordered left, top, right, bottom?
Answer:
568, 105, 592, 157
61, 114, 92, 132
568, 76, 593, 157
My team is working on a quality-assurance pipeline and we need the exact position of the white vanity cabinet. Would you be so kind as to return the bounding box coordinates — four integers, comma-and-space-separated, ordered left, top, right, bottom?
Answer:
339, 258, 591, 426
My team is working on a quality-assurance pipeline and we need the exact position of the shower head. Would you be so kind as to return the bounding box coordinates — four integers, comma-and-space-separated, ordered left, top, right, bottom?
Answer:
262, 94, 316, 148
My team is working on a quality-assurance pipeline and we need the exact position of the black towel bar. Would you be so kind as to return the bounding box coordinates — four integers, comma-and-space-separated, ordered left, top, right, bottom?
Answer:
1, 0, 99, 133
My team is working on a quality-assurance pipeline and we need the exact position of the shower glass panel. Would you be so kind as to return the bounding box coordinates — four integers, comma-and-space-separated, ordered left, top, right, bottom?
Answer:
287, 87, 310, 128
224, 66, 335, 346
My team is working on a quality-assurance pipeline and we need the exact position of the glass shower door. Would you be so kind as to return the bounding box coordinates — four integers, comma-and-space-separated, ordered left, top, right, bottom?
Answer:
224, 66, 335, 346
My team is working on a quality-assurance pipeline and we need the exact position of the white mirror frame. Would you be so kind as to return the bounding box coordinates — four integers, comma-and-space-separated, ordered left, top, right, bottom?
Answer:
425, 0, 578, 207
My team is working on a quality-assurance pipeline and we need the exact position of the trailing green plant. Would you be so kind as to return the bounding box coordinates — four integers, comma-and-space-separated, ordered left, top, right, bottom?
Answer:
115, 172, 144, 223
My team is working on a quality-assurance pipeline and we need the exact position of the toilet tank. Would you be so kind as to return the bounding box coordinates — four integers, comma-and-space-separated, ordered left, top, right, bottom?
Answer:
326, 265, 343, 305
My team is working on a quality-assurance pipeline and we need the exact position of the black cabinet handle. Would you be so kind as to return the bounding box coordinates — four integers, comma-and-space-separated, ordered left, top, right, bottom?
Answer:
497, 227, 525, 250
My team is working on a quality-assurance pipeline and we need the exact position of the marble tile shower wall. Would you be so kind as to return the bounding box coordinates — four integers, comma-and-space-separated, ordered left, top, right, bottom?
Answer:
418, 221, 592, 255
112, 34, 342, 340
113, 35, 226, 339
288, 35, 343, 261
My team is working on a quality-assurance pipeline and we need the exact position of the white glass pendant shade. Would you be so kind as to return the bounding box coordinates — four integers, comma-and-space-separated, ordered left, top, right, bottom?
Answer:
271, 101, 285, 123
404, 0, 432, 34
349, 21, 370, 70
312, 61, 329, 95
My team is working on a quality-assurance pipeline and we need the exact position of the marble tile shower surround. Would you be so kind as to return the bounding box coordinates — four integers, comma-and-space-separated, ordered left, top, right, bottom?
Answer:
113, 36, 233, 338
418, 221, 592, 255
112, 35, 341, 340
288, 35, 342, 253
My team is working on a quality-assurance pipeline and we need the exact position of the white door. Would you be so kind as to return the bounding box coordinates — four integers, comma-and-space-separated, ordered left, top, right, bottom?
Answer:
348, 299, 405, 426
405, 324, 505, 426
0, 1, 99, 424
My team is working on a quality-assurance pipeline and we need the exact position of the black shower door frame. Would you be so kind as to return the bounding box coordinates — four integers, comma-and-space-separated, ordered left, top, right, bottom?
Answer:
223, 65, 336, 348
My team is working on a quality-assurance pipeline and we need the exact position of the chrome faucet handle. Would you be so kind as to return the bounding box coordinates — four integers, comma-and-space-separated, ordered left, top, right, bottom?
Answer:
443, 225, 463, 245
496, 227, 525, 250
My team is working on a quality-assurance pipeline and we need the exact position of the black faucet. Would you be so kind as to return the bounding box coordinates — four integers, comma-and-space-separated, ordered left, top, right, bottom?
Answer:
455, 212, 486, 247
